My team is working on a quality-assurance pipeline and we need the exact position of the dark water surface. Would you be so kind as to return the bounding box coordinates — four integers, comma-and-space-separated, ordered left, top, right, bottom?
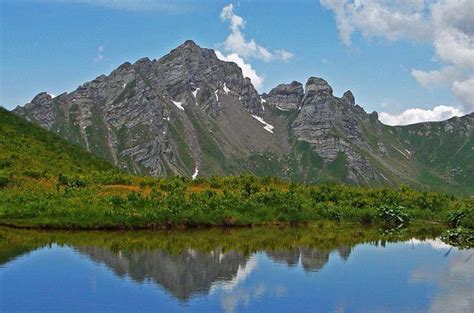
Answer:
1, 224, 473, 313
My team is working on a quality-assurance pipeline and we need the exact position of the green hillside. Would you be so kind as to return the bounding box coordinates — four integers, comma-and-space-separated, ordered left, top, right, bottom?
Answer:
393, 114, 474, 195
0, 107, 114, 181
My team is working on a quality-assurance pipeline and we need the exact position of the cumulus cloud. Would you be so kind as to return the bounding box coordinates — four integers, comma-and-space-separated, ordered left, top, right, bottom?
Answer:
215, 51, 264, 90
411, 0, 474, 112
321, 0, 474, 113
452, 78, 474, 109
430, 0, 474, 69
93, 45, 104, 63
319, 0, 431, 46
220, 4, 293, 62
411, 66, 465, 88
216, 3, 293, 91
379, 105, 465, 126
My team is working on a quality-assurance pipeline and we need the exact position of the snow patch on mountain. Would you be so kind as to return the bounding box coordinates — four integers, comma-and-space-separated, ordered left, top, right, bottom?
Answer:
192, 88, 200, 99
192, 88, 200, 105
393, 146, 409, 159
223, 83, 230, 94
172, 100, 184, 111
192, 166, 199, 180
251, 115, 274, 133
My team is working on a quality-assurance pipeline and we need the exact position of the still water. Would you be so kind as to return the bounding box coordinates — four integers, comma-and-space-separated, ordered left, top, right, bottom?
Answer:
1, 224, 473, 313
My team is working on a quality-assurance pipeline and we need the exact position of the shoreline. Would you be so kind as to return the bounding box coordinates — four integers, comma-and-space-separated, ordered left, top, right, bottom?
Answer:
0, 218, 442, 231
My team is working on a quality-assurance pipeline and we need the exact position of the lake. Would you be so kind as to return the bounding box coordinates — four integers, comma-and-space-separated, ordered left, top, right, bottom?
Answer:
1, 223, 473, 313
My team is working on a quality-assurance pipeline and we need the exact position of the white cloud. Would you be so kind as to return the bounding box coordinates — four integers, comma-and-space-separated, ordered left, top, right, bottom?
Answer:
215, 51, 264, 90
411, 66, 464, 88
275, 49, 294, 61
93, 45, 104, 63
220, 4, 293, 62
430, 0, 474, 69
379, 105, 465, 126
320, 0, 431, 46
321, 0, 474, 113
452, 78, 474, 109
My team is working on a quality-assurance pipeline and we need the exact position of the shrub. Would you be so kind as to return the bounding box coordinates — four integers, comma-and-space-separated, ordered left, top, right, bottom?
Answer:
23, 170, 48, 179
0, 174, 10, 188
322, 206, 344, 221
378, 205, 410, 226
56, 173, 88, 190
92, 171, 132, 185
0, 159, 12, 169
359, 207, 377, 224
209, 176, 221, 189
448, 207, 474, 229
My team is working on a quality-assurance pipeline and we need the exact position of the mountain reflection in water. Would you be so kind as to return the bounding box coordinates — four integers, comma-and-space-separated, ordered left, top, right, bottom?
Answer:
75, 244, 352, 300
76, 246, 248, 300
1, 223, 472, 313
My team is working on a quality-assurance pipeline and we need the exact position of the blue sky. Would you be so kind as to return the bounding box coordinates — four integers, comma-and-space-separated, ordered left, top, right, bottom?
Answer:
1, 0, 472, 125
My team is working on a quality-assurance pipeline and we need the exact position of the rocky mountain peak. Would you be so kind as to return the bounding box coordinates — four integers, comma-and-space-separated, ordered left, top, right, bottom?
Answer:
14, 91, 56, 129
31, 92, 53, 104
153, 40, 263, 115
178, 39, 200, 50
263, 81, 304, 111
134, 57, 153, 66
304, 77, 333, 98
158, 40, 217, 66
341, 90, 355, 106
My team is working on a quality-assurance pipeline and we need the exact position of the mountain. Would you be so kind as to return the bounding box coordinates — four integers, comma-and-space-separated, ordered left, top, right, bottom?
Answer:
12, 40, 474, 195
0, 107, 113, 177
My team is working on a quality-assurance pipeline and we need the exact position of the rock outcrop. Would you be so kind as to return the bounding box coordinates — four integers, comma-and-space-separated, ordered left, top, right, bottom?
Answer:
292, 77, 377, 182
262, 81, 303, 111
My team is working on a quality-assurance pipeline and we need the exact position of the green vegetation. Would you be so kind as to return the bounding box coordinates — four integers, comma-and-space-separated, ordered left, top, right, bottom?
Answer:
394, 120, 474, 194
441, 227, 473, 249
0, 221, 448, 263
0, 107, 473, 242
1, 171, 473, 232
0, 107, 113, 177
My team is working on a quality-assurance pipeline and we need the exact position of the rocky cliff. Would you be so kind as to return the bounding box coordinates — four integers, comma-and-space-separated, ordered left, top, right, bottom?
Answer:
13, 40, 474, 194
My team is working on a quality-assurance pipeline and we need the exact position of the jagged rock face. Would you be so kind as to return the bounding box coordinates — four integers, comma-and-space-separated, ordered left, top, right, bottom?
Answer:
292, 77, 377, 182
12, 41, 474, 192
13, 40, 269, 177
153, 40, 263, 117
341, 90, 355, 106
262, 81, 303, 111
15, 92, 57, 129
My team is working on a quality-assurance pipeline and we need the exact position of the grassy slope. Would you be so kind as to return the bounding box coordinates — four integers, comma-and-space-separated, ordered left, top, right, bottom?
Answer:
0, 107, 114, 176
0, 108, 473, 232
393, 118, 474, 195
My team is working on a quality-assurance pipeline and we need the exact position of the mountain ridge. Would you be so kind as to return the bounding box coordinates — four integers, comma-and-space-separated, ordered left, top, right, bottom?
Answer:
12, 40, 474, 195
